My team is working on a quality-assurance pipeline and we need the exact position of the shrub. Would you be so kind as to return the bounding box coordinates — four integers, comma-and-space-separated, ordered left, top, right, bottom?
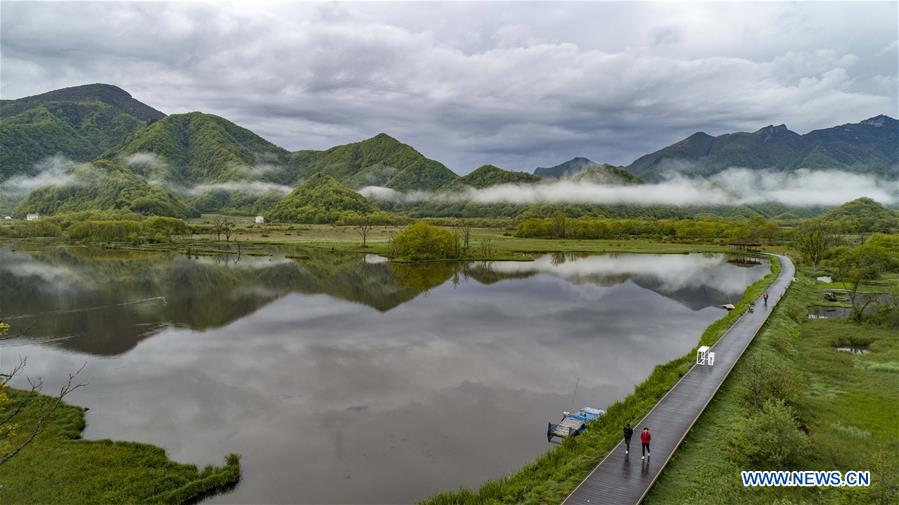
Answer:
9, 220, 62, 238
739, 352, 802, 412
731, 398, 808, 469
389, 222, 460, 260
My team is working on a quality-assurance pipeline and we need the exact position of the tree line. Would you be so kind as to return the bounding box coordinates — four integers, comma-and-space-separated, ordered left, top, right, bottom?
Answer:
515, 214, 782, 243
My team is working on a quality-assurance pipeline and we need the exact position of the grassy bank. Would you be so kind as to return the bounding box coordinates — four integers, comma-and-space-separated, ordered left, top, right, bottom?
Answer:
420, 256, 782, 505
3, 223, 737, 262
644, 262, 898, 505
0, 389, 240, 504
187, 223, 736, 257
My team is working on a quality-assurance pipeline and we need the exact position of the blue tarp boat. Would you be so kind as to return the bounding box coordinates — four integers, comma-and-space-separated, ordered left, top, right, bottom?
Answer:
547, 406, 605, 442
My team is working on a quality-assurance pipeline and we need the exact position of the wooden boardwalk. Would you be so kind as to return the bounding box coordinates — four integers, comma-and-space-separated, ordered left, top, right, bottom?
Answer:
562, 255, 795, 505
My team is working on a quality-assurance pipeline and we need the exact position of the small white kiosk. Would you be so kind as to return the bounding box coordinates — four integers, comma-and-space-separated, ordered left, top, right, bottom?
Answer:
696, 346, 715, 366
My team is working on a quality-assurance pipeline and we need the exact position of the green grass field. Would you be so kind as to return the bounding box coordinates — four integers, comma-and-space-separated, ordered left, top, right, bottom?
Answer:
0, 389, 240, 504
178, 219, 738, 260
644, 262, 898, 505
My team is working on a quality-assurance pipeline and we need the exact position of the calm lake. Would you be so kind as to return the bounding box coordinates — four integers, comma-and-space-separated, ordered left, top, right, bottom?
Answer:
0, 246, 767, 504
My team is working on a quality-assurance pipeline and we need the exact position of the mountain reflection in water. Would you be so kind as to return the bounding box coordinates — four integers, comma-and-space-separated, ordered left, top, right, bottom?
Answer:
0, 245, 767, 504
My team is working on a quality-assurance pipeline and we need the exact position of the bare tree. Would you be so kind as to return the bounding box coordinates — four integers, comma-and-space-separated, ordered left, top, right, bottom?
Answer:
356, 216, 373, 247
479, 237, 495, 258
459, 222, 472, 257
211, 216, 228, 241
0, 323, 86, 465
223, 222, 235, 242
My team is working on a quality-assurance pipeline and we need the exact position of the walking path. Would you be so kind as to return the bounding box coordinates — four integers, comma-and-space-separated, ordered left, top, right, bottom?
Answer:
562, 254, 795, 505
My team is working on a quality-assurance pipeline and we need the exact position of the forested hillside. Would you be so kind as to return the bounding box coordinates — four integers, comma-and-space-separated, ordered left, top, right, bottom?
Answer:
445, 164, 541, 189
0, 84, 164, 181
16, 160, 192, 218
568, 164, 642, 184
110, 111, 292, 184
266, 173, 377, 223
287, 133, 459, 191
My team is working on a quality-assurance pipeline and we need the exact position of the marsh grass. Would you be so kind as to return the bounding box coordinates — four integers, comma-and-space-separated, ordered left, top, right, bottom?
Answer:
644, 261, 899, 505
0, 389, 239, 504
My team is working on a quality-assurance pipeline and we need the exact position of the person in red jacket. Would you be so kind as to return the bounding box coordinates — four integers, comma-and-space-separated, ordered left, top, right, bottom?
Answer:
640, 427, 651, 460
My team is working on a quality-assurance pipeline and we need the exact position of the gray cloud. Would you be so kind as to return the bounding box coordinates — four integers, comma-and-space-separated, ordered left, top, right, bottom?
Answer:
1, 2, 896, 173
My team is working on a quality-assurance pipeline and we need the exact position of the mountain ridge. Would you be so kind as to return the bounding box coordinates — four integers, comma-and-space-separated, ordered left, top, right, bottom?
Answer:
627, 115, 898, 180
2, 83, 897, 220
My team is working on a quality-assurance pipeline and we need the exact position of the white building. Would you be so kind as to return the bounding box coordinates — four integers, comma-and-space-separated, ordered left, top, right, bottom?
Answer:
26, 213, 40, 221
255, 215, 265, 224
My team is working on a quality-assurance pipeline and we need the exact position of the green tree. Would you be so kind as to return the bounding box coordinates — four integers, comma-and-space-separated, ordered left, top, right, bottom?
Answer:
551, 212, 567, 238
833, 242, 898, 323
795, 222, 832, 272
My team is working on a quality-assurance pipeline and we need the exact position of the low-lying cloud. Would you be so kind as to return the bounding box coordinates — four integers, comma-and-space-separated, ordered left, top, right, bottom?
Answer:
0, 155, 82, 196
185, 181, 293, 196
361, 168, 898, 207
2, 154, 295, 200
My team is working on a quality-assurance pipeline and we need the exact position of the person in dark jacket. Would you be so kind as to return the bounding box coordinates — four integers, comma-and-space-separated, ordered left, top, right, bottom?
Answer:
640, 427, 651, 459
623, 424, 633, 455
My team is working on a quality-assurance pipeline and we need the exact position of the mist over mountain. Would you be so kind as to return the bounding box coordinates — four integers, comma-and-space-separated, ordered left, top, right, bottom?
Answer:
1, 83, 896, 218
111, 111, 292, 184
266, 173, 377, 223
16, 159, 192, 218
446, 164, 541, 190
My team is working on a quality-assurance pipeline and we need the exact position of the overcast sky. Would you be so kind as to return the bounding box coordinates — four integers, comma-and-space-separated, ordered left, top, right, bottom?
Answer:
2, 1, 897, 174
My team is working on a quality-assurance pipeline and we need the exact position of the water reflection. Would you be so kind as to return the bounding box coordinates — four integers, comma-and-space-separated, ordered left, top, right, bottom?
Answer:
0, 246, 767, 504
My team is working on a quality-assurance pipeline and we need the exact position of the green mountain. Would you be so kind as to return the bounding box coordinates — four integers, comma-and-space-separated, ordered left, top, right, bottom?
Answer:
16, 160, 192, 218
534, 157, 601, 178
568, 164, 642, 184
818, 197, 898, 233
266, 173, 376, 223
288, 133, 458, 191
627, 115, 898, 180
0, 84, 164, 181
800, 116, 899, 176
111, 111, 292, 184
446, 164, 541, 189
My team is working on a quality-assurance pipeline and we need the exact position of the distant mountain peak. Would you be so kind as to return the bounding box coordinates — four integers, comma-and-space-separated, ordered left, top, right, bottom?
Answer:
757, 124, 789, 133
370, 132, 400, 142
534, 157, 601, 178
860, 115, 897, 127
471, 164, 504, 173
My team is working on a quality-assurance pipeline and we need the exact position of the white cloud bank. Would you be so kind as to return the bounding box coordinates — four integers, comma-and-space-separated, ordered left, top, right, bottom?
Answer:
361, 169, 899, 207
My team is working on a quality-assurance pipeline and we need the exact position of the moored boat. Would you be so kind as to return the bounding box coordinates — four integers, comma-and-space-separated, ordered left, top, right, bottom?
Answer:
547, 406, 605, 442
